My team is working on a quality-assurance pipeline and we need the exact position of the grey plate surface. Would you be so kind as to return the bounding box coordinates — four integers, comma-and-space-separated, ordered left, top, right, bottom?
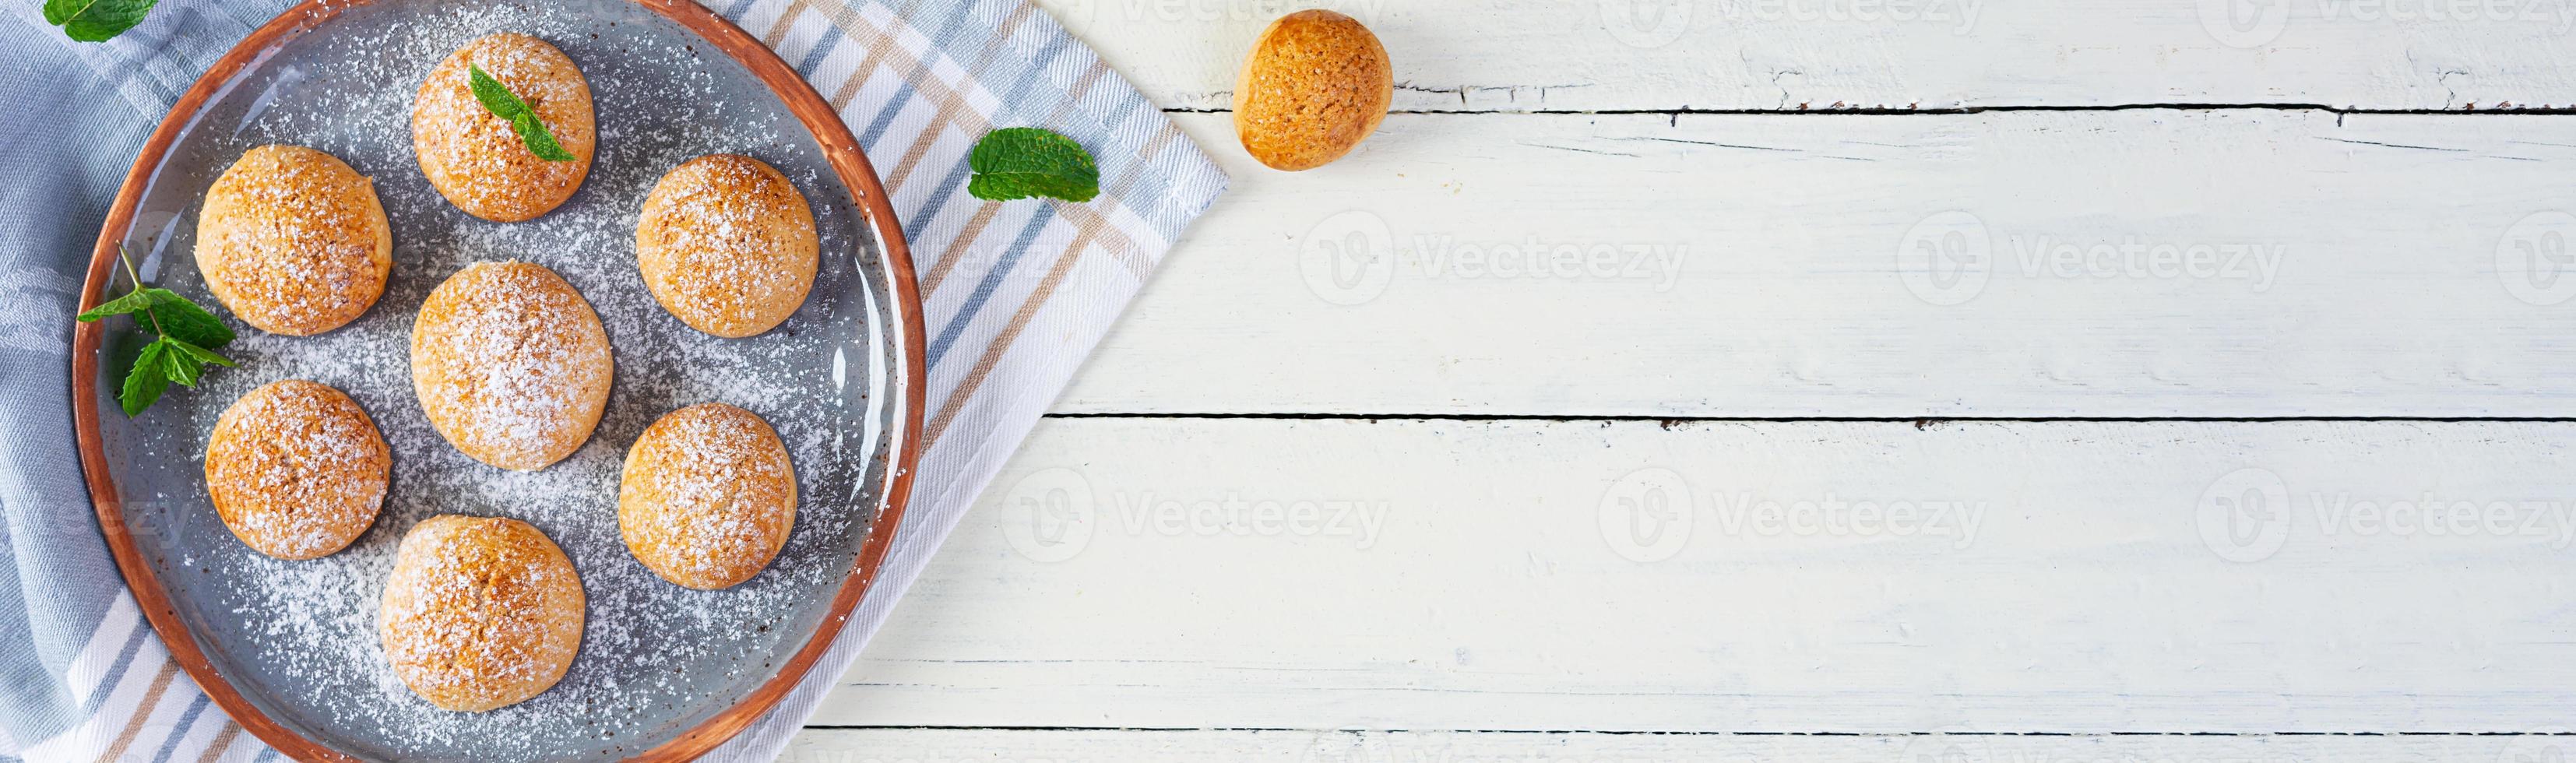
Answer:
85, 2, 908, 759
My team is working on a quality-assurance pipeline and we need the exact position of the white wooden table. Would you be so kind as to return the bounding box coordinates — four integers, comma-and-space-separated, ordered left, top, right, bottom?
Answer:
787, 2, 2576, 759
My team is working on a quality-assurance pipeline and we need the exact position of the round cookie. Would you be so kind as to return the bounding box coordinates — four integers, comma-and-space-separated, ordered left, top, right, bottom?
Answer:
1231, 10, 1392, 171
203, 380, 389, 560
410, 262, 614, 471
634, 154, 818, 338
195, 144, 392, 336
619, 403, 797, 589
413, 33, 596, 222
378, 515, 585, 712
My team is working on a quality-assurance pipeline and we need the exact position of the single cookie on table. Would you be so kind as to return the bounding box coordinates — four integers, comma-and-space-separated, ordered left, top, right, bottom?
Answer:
410, 262, 613, 471
195, 144, 392, 336
635, 154, 818, 338
1231, 9, 1392, 171
202, 379, 389, 560
619, 403, 797, 589
378, 515, 585, 712
413, 33, 595, 222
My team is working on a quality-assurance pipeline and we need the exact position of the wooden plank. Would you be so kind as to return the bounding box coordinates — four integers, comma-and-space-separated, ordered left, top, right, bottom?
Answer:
805, 417, 2576, 731
1039, 0, 2576, 111
1054, 111, 2576, 417
783, 728, 2564, 761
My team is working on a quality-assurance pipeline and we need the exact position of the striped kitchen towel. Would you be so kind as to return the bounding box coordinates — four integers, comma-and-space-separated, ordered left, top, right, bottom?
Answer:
0, 1, 1226, 761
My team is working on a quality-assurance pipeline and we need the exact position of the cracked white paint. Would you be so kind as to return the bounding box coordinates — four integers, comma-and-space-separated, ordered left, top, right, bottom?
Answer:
808, 419, 2576, 732
1040, 0, 2576, 111
1065, 111, 2576, 417
788, 2, 2576, 756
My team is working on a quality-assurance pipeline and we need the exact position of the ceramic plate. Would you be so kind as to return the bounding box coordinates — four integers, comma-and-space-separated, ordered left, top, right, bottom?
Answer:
68, 2, 925, 760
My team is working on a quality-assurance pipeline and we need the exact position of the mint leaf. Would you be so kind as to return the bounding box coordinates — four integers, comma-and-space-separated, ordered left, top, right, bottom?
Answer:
160, 343, 202, 388
163, 338, 234, 391
968, 127, 1099, 202
76, 289, 157, 322
77, 288, 233, 350
512, 113, 577, 162
47, 0, 159, 42
141, 289, 234, 349
86, 248, 234, 416
469, 63, 577, 162
119, 339, 172, 417
158, 338, 234, 389
166, 338, 235, 368
466, 63, 526, 119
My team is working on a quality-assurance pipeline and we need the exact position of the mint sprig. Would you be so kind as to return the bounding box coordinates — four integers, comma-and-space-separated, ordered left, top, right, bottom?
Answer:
968, 127, 1100, 202
467, 63, 578, 162
44, 0, 160, 42
77, 248, 236, 417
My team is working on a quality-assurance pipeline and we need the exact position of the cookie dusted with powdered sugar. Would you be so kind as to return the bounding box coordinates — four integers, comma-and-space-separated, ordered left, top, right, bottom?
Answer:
410, 261, 613, 471
195, 145, 392, 336
618, 403, 798, 589
413, 33, 596, 222
635, 154, 818, 338
204, 379, 389, 560
378, 515, 586, 712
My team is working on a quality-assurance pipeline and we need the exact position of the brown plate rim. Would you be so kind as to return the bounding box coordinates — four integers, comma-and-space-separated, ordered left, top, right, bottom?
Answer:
65, 1, 930, 760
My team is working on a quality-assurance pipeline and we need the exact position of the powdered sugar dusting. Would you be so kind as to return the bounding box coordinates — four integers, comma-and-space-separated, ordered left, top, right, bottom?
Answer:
638, 154, 818, 336
91, 1, 898, 760
204, 379, 389, 560
379, 515, 585, 712
413, 33, 596, 222
621, 403, 797, 589
196, 145, 389, 336
412, 261, 613, 470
